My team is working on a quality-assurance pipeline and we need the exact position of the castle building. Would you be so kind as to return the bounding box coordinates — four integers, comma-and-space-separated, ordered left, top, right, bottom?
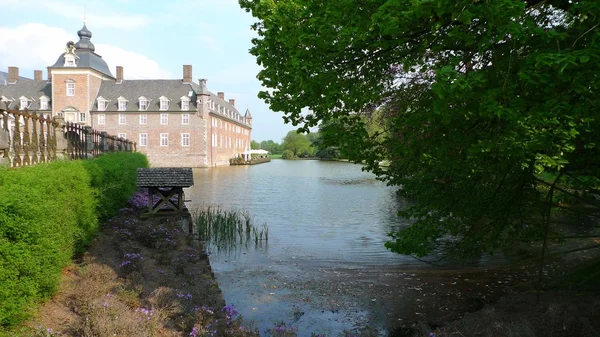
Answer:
0, 24, 253, 167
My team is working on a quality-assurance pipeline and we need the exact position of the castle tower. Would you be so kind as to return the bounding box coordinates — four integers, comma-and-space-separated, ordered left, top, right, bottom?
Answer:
196, 78, 210, 119
48, 24, 114, 124
244, 108, 252, 126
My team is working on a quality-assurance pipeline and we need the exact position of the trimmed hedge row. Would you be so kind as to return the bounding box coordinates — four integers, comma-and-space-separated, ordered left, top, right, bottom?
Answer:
0, 152, 149, 327
83, 152, 149, 222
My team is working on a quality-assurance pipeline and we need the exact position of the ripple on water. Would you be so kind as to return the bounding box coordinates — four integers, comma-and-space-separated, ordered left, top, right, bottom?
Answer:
186, 161, 422, 336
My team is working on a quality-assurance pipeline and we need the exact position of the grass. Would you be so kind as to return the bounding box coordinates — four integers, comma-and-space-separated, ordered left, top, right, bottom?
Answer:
270, 154, 283, 159
193, 206, 268, 252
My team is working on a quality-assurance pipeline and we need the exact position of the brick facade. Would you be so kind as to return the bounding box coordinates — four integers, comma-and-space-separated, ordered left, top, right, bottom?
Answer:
43, 24, 252, 168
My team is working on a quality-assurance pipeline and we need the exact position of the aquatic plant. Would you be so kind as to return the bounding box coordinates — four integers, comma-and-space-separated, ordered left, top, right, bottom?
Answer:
193, 206, 268, 252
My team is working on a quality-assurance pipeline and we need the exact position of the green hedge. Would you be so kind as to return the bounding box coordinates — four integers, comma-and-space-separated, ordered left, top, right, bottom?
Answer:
82, 152, 149, 222
0, 152, 148, 327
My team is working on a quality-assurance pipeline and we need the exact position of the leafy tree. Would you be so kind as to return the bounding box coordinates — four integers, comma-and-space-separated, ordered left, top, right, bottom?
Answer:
251, 140, 260, 150
282, 130, 311, 157
240, 0, 600, 261
259, 140, 283, 154
281, 150, 294, 160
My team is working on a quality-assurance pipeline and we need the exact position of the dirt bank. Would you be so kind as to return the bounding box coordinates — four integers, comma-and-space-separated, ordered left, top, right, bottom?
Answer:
3, 199, 258, 337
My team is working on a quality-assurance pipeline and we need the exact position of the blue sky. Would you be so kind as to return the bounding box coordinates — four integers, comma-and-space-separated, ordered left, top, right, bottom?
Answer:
0, 0, 296, 142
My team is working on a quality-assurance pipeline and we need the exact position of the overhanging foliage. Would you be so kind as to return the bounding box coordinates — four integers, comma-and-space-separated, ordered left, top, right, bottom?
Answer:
240, 0, 600, 258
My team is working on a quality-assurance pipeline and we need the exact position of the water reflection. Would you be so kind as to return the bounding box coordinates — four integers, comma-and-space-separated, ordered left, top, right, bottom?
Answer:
185, 160, 417, 336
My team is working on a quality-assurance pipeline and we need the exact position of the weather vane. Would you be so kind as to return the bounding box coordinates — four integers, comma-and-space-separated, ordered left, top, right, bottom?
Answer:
83, 4, 87, 24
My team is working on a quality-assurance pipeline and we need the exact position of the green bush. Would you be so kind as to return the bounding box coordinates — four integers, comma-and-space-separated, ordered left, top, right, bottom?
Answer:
0, 152, 148, 327
82, 152, 149, 221
281, 150, 294, 159
0, 160, 97, 326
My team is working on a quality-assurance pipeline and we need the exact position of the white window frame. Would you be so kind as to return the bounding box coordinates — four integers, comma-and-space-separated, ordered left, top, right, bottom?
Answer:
160, 113, 168, 125
139, 114, 147, 124
64, 54, 76, 67
98, 98, 108, 111
40, 98, 49, 110
160, 99, 169, 111
181, 133, 190, 147
139, 98, 149, 111
66, 82, 75, 96
118, 114, 126, 125
181, 113, 189, 125
79, 112, 86, 122
20, 98, 28, 110
118, 133, 127, 139
118, 99, 128, 111
98, 114, 105, 125
139, 133, 148, 147
160, 133, 168, 147
181, 100, 190, 111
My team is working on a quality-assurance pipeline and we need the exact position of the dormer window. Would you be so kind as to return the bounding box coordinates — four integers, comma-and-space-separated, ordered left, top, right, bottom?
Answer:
64, 54, 76, 67
118, 97, 128, 111
139, 96, 149, 111
0, 96, 11, 109
40, 96, 49, 110
97, 97, 108, 111
20, 97, 29, 110
180, 96, 190, 111
159, 96, 170, 111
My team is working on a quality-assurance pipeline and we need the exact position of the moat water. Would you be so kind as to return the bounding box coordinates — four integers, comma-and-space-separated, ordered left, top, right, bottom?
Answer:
184, 160, 514, 336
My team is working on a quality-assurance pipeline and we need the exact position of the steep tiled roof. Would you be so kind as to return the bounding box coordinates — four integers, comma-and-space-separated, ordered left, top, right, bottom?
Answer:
93, 79, 251, 127
92, 80, 196, 112
137, 167, 194, 187
0, 79, 52, 111
51, 51, 114, 78
0, 71, 33, 85
50, 24, 114, 78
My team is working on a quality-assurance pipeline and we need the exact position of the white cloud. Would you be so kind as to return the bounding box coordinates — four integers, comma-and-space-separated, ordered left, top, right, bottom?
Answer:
0, 23, 171, 80
98, 44, 172, 79
0, 23, 71, 71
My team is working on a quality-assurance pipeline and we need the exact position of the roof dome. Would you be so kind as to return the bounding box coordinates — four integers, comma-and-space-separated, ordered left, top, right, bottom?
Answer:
74, 24, 95, 52
51, 24, 114, 78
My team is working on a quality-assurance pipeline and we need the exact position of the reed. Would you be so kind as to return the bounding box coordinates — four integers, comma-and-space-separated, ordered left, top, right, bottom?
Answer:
192, 206, 268, 252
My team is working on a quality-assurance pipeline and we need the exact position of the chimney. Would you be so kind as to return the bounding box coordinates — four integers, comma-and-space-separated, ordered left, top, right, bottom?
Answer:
229, 99, 235, 106
218, 92, 225, 101
183, 64, 192, 83
116, 66, 123, 83
34, 70, 43, 81
47, 66, 52, 82
8, 66, 18, 84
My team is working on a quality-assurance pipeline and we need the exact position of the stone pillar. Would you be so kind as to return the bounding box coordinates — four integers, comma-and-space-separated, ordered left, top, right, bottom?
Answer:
0, 129, 9, 167
100, 131, 109, 152
54, 116, 68, 159
84, 126, 95, 158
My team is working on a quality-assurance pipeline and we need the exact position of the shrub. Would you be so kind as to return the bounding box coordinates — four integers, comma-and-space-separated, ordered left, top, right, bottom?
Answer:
82, 152, 149, 221
0, 152, 148, 327
0, 160, 97, 326
281, 150, 294, 159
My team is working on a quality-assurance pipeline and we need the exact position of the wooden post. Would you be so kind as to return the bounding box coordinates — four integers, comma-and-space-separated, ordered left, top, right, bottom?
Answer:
147, 188, 153, 213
